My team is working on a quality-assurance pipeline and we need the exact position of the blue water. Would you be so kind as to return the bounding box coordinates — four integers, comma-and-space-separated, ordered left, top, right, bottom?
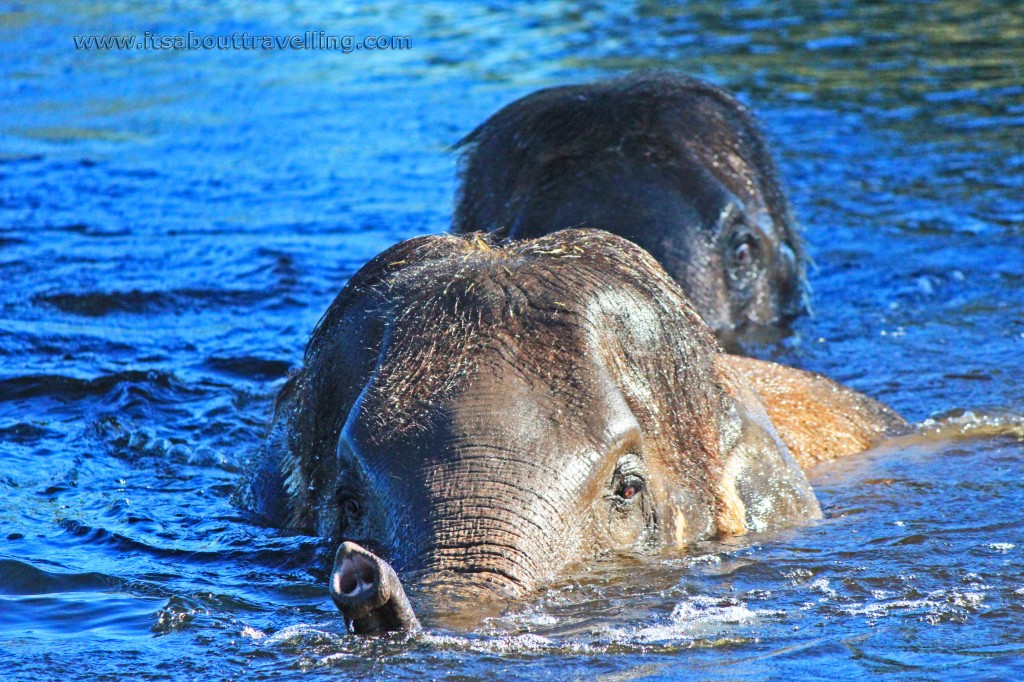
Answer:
2, 1, 1023, 679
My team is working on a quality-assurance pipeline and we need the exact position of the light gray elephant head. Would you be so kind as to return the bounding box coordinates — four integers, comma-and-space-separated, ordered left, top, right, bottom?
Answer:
237, 229, 822, 633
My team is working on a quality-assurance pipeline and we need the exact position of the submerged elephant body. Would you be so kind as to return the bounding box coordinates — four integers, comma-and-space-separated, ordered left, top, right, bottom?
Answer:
238, 230, 903, 633
454, 73, 806, 343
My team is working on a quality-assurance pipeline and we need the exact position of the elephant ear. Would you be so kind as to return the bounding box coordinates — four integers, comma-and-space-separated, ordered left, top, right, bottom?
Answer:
234, 374, 306, 530
711, 355, 822, 537
235, 235, 481, 533
717, 354, 908, 471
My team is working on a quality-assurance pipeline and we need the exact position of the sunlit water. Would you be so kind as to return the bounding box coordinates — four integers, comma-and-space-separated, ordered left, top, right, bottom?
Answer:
2, 1, 1023, 679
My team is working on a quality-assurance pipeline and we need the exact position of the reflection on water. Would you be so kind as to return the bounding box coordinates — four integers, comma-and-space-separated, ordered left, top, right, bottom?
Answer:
1, 1, 1023, 679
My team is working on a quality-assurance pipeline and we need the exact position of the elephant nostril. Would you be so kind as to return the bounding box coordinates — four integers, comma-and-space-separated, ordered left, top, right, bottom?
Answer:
337, 554, 378, 595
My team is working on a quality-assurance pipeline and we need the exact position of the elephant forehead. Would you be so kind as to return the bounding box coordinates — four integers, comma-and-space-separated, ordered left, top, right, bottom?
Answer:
359, 279, 663, 436
348, 331, 642, 471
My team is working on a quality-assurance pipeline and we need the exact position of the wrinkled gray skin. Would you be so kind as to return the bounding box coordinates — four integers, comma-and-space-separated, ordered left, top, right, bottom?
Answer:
453, 72, 807, 346
237, 229, 820, 634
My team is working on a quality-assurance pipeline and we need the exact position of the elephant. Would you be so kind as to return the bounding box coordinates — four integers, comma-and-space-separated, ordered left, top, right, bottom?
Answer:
453, 73, 806, 346
236, 229, 904, 634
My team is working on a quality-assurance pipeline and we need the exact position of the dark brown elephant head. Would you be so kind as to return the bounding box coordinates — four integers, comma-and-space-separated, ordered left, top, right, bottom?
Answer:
453, 73, 807, 345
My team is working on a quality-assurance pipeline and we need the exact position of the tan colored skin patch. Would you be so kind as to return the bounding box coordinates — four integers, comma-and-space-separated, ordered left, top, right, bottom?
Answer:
718, 355, 909, 470
673, 509, 688, 547
714, 462, 748, 537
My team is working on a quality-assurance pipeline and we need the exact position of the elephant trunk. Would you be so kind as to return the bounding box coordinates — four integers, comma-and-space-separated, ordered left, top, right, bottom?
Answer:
329, 541, 420, 635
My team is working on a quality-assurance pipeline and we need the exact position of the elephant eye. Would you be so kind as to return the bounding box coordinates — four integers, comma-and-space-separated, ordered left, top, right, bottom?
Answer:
730, 232, 760, 269
614, 475, 644, 503
337, 494, 363, 533
734, 239, 753, 266
336, 484, 363, 519
342, 498, 361, 517
610, 452, 646, 508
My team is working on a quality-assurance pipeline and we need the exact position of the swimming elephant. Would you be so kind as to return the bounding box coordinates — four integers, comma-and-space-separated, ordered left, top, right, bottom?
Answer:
236, 229, 904, 635
453, 73, 805, 345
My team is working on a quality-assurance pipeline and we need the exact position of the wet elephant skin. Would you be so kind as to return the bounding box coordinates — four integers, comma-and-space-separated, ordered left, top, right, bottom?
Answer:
237, 229, 903, 633
453, 73, 807, 345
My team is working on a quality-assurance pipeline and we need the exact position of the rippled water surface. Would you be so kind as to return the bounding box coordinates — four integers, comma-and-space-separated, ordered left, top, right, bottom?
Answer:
2, 1, 1023, 679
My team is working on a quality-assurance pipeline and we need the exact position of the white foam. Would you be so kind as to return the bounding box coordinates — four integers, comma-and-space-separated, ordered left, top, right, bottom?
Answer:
264, 623, 334, 645
606, 595, 777, 644
240, 625, 265, 640
420, 631, 601, 655
918, 410, 1024, 440
987, 542, 1015, 552
842, 587, 986, 623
